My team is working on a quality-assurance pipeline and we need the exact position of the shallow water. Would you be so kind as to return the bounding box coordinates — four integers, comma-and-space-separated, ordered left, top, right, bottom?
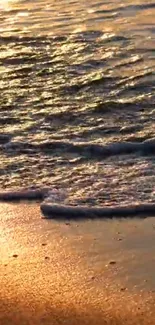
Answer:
0, 0, 155, 207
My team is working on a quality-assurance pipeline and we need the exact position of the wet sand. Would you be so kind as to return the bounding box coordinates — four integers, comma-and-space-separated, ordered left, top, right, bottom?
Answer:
1, 203, 155, 324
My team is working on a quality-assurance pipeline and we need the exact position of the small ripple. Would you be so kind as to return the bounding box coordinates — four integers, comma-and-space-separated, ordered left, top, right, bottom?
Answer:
2, 138, 155, 158
0, 28, 155, 206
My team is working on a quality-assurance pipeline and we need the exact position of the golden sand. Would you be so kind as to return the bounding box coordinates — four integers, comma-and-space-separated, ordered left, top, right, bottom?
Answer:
1, 203, 155, 324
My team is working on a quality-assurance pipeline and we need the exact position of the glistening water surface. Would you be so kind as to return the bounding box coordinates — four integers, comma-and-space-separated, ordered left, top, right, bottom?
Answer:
0, 0, 155, 206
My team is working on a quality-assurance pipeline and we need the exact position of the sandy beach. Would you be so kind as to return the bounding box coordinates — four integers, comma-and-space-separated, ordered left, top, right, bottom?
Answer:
1, 0, 155, 323
0, 203, 155, 324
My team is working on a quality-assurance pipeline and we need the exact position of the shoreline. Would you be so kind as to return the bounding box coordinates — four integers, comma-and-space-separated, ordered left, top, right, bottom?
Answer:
1, 202, 155, 324
1, 188, 155, 219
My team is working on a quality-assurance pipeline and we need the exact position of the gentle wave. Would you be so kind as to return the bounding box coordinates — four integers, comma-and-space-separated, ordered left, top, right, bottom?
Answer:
2, 138, 155, 157
0, 23, 155, 207
0, 188, 49, 201
1, 187, 155, 219
41, 202, 155, 219
1, 0, 155, 37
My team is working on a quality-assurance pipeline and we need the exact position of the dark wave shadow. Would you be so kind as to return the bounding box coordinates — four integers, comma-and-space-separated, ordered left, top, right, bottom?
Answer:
2, 137, 155, 158
40, 202, 155, 220
0, 188, 48, 202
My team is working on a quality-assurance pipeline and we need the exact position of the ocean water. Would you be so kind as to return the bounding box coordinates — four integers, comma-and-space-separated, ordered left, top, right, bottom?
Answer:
0, 0, 155, 208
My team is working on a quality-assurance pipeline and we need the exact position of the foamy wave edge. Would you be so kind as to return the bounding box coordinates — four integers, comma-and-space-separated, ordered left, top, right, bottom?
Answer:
0, 188, 155, 219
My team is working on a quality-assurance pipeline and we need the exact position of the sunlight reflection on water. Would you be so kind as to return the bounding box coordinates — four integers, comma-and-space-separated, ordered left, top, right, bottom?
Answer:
0, 0, 155, 36
0, 0, 155, 206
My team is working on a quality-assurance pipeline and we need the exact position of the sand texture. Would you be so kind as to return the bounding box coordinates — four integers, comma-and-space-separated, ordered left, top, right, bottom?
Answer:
1, 203, 155, 324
